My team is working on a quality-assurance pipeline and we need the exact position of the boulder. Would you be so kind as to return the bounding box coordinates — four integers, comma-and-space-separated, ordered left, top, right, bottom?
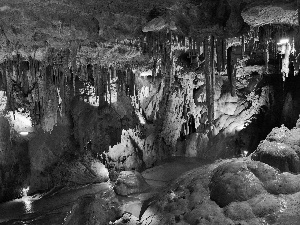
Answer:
114, 171, 150, 196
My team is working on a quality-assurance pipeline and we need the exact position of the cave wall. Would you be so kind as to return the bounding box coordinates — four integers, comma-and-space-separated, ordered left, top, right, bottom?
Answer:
137, 66, 283, 161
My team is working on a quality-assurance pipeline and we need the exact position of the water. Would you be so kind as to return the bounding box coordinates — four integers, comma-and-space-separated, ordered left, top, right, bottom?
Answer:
0, 183, 113, 224
0, 157, 211, 224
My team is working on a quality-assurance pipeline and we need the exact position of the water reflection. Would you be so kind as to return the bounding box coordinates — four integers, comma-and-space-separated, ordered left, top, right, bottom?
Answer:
22, 197, 33, 213
20, 186, 33, 213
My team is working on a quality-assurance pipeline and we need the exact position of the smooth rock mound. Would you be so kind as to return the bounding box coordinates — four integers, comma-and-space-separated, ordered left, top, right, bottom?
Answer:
251, 125, 300, 173
209, 161, 267, 207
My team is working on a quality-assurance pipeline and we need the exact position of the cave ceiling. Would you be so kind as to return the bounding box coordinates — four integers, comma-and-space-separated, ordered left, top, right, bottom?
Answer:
0, 0, 298, 63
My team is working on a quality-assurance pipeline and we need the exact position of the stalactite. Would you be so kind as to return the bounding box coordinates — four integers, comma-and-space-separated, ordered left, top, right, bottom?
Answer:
281, 42, 291, 81
210, 36, 215, 124
241, 35, 245, 57
222, 39, 226, 71
227, 46, 236, 96
108, 66, 112, 104
227, 46, 232, 83
93, 64, 98, 97
129, 68, 135, 96
103, 67, 107, 103
162, 30, 172, 90
232, 67, 237, 97
6, 60, 13, 111
264, 41, 269, 72
153, 59, 157, 81
216, 38, 223, 72
124, 68, 128, 96
204, 36, 213, 136
193, 38, 196, 55
298, 0, 300, 26
1, 62, 7, 93
99, 66, 106, 108
116, 69, 120, 93
98, 65, 102, 103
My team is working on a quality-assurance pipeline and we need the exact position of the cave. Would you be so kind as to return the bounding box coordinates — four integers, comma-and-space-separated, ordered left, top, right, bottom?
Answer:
0, 0, 300, 224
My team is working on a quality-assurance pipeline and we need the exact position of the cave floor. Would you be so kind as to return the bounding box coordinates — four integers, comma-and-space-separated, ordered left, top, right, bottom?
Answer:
0, 157, 211, 224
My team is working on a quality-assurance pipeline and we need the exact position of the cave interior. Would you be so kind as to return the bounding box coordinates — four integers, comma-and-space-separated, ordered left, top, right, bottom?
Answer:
0, 0, 300, 224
